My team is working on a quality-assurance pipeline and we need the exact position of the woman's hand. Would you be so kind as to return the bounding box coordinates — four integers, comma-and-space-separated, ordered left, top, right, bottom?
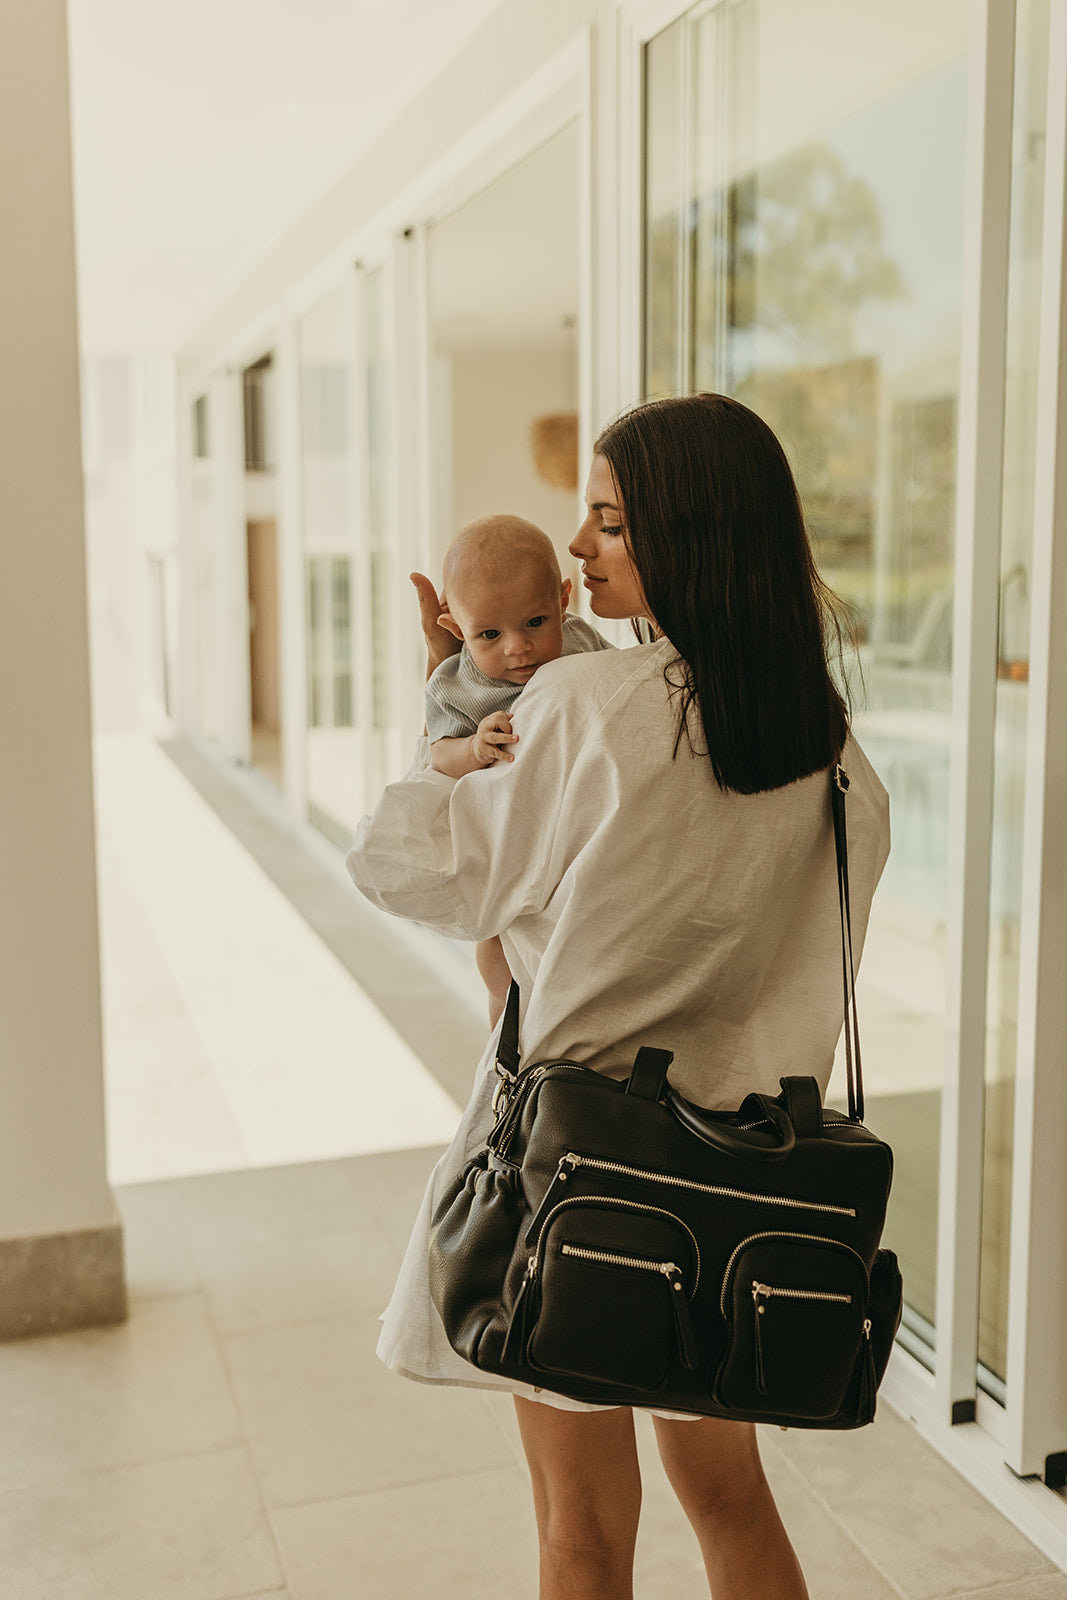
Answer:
411, 572, 462, 679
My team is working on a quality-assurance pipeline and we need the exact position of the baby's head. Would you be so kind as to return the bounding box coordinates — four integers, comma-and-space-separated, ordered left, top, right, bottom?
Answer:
439, 515, 571, 686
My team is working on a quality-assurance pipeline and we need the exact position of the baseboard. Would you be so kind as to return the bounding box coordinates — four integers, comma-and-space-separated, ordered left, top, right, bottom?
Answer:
0, 1220, 127, 1340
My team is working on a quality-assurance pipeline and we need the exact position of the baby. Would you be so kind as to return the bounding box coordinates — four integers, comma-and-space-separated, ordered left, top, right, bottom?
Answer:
425, 513, 611, 1023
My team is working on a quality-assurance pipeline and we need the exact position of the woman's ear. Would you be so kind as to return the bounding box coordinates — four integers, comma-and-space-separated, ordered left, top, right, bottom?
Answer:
437, 609, 465, 642
560, 578, 572, 615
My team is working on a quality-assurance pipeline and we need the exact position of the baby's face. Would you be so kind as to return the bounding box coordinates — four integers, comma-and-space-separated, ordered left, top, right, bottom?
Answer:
446, 569, 570, 685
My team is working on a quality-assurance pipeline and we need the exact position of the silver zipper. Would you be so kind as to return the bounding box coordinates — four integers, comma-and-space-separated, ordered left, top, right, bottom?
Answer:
562, 1245, 681, 1275
720, 1231, 869, 1316
555, 1246, 700, 1370
537, 1195, 702, 1297
751, 1280, 852, 1306
560, 1152, 855, 1218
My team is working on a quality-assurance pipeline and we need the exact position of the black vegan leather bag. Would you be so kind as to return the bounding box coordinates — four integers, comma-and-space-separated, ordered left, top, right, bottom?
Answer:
428, 765, 902, 1426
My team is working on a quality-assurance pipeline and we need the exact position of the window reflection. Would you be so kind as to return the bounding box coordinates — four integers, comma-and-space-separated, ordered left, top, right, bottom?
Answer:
299, 281, 361, 846
644, 0, 971, 1354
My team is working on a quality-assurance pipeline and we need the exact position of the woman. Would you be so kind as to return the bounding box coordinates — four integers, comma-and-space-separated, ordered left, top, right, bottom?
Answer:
349, 394, 890, 1600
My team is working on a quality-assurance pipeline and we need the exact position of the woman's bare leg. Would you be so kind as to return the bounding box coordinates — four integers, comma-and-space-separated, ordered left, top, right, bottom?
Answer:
652, 1415, 808, 1600
514, 1398, 642, 1600
476, 935, 513, 1029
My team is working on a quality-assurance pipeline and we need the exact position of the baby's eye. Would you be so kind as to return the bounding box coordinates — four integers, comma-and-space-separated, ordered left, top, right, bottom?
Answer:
478, 628, 501, 641
526, 616, 548, 629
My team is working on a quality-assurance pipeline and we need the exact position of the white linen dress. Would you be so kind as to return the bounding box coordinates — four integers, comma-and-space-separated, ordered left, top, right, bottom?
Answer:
347, 638, 891, 1408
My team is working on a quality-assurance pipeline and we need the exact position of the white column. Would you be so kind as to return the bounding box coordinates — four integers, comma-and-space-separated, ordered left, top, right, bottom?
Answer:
936, 0, 1016, 1424
1005, 0, 1067, 1482
0, 0, 125, 1335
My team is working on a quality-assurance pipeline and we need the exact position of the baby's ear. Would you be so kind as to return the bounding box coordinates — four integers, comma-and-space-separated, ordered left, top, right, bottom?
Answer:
437, 609, 465, 642
560, 578, 572, 615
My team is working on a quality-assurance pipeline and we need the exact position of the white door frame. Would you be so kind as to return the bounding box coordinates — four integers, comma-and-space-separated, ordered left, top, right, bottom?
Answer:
617, 0, 1067, 1568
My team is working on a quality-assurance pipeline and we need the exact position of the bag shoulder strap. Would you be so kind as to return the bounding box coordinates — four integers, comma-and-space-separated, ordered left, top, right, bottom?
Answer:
495, 980, 521, 1080
832, 763, 864, 1122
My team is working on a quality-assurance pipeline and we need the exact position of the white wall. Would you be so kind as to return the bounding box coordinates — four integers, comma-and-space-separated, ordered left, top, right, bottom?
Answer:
0, 1, 115, 1241
447, 346, 581, 578
179, 0, 596, 379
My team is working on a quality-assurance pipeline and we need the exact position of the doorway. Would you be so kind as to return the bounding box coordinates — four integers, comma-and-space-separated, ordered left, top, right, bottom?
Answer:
425, 122, 582, 584
242, 354, 281, 785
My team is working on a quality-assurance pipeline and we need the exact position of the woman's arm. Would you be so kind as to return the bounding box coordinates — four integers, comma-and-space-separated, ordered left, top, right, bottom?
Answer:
348, 665, 586, 941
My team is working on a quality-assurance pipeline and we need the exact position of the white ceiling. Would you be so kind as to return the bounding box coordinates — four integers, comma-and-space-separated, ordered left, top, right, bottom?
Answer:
67, 0, 505, 353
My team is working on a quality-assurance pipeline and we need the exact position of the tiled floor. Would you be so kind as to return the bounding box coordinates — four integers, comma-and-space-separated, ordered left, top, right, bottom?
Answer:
2, 1146, 1065, 1600
3, 733, 1065, 1599
94, 737, 464, 1182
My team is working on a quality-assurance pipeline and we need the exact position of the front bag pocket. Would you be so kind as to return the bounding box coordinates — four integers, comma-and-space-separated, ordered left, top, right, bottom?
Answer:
521, 1200, 699, 1391
714, 1233, 871, 1420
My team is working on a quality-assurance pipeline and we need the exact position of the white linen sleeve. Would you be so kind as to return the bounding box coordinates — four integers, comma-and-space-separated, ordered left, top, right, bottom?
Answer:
346, 674, 585, 941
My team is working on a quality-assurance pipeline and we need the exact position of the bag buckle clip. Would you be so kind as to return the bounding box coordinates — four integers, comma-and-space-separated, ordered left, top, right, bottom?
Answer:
492, 1070, 516, 1117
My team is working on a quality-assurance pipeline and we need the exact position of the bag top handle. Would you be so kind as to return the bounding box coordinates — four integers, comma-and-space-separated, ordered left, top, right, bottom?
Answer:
496, 763, 865, 1123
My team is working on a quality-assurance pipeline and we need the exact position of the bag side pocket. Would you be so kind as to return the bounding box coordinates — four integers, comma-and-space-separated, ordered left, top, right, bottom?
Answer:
713, 1233, 870, 1420
524, 1201, 699, 1391
428, 1151, 524, 1367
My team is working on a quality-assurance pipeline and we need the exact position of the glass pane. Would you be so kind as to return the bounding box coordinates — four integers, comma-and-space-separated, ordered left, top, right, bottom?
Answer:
364, 264, 397, 797
644, 20, 687, 398
978, 0, 1049, 1391
299, 280, 362, 843
644, 0, 972, 1358
192, 388, 224, 743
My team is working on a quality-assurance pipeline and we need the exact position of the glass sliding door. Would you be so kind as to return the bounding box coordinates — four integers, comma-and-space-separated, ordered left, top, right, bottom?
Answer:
298, 280, 361, 846
977, 0, 1049, 1394
362, 263, 402, 802
191, 387, 226, 746
644, 0, 971, 1359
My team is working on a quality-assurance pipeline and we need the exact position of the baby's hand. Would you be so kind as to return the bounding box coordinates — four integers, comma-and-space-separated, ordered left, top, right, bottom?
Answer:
471, 711, 518, 766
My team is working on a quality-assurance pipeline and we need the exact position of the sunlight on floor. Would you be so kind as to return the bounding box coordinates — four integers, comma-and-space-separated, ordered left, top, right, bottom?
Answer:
93, 735, 460, 1184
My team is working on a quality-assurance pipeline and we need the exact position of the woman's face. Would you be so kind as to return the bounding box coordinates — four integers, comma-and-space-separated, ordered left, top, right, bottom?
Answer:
570, 455, 652, 621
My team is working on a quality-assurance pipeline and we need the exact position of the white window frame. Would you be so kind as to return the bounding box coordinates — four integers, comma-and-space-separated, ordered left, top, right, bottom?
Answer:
616, 0, 1067, 1566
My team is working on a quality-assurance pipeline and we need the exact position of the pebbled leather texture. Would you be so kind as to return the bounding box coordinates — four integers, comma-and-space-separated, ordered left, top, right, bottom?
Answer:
428, 1066, 902, 1428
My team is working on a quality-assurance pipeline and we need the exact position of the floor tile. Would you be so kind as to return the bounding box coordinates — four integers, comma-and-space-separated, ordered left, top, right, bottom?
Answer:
198, 1228, 398, 1335
627, 1415, 907, 1600
0, 1295, 242, 1492
341, 1143, 447, 1257
115, 1179, 200, 1300
95, 735, 459, 1184
219, 1313, 515, 1507
210, 1046, 458, 1167
756, 1436, 907, 1600
480, 1388, 531, 1469
107, 1072, 249, 1184
0, 1447, 284, 1600
962, 1580, 1067, 1598
771, 1406, 1056, 1597
179, 1160, 370, 1261
271, 1464, 539, 1600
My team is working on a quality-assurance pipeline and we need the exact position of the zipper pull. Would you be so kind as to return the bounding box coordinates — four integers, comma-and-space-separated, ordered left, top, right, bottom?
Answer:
858, 1317, 876, 1418
752, 1282, 770, 1395
524, 1155, 581, 1247
503, 1256, 538, 1365
664, 1265, 698, 1369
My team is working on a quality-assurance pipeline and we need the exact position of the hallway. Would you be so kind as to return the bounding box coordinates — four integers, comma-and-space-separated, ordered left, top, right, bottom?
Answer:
2, 735, 1065, 1598
4, 1149, 1067, 1598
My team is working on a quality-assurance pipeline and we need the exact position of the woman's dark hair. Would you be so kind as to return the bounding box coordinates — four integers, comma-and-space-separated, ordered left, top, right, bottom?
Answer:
594, 392, 850, 794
